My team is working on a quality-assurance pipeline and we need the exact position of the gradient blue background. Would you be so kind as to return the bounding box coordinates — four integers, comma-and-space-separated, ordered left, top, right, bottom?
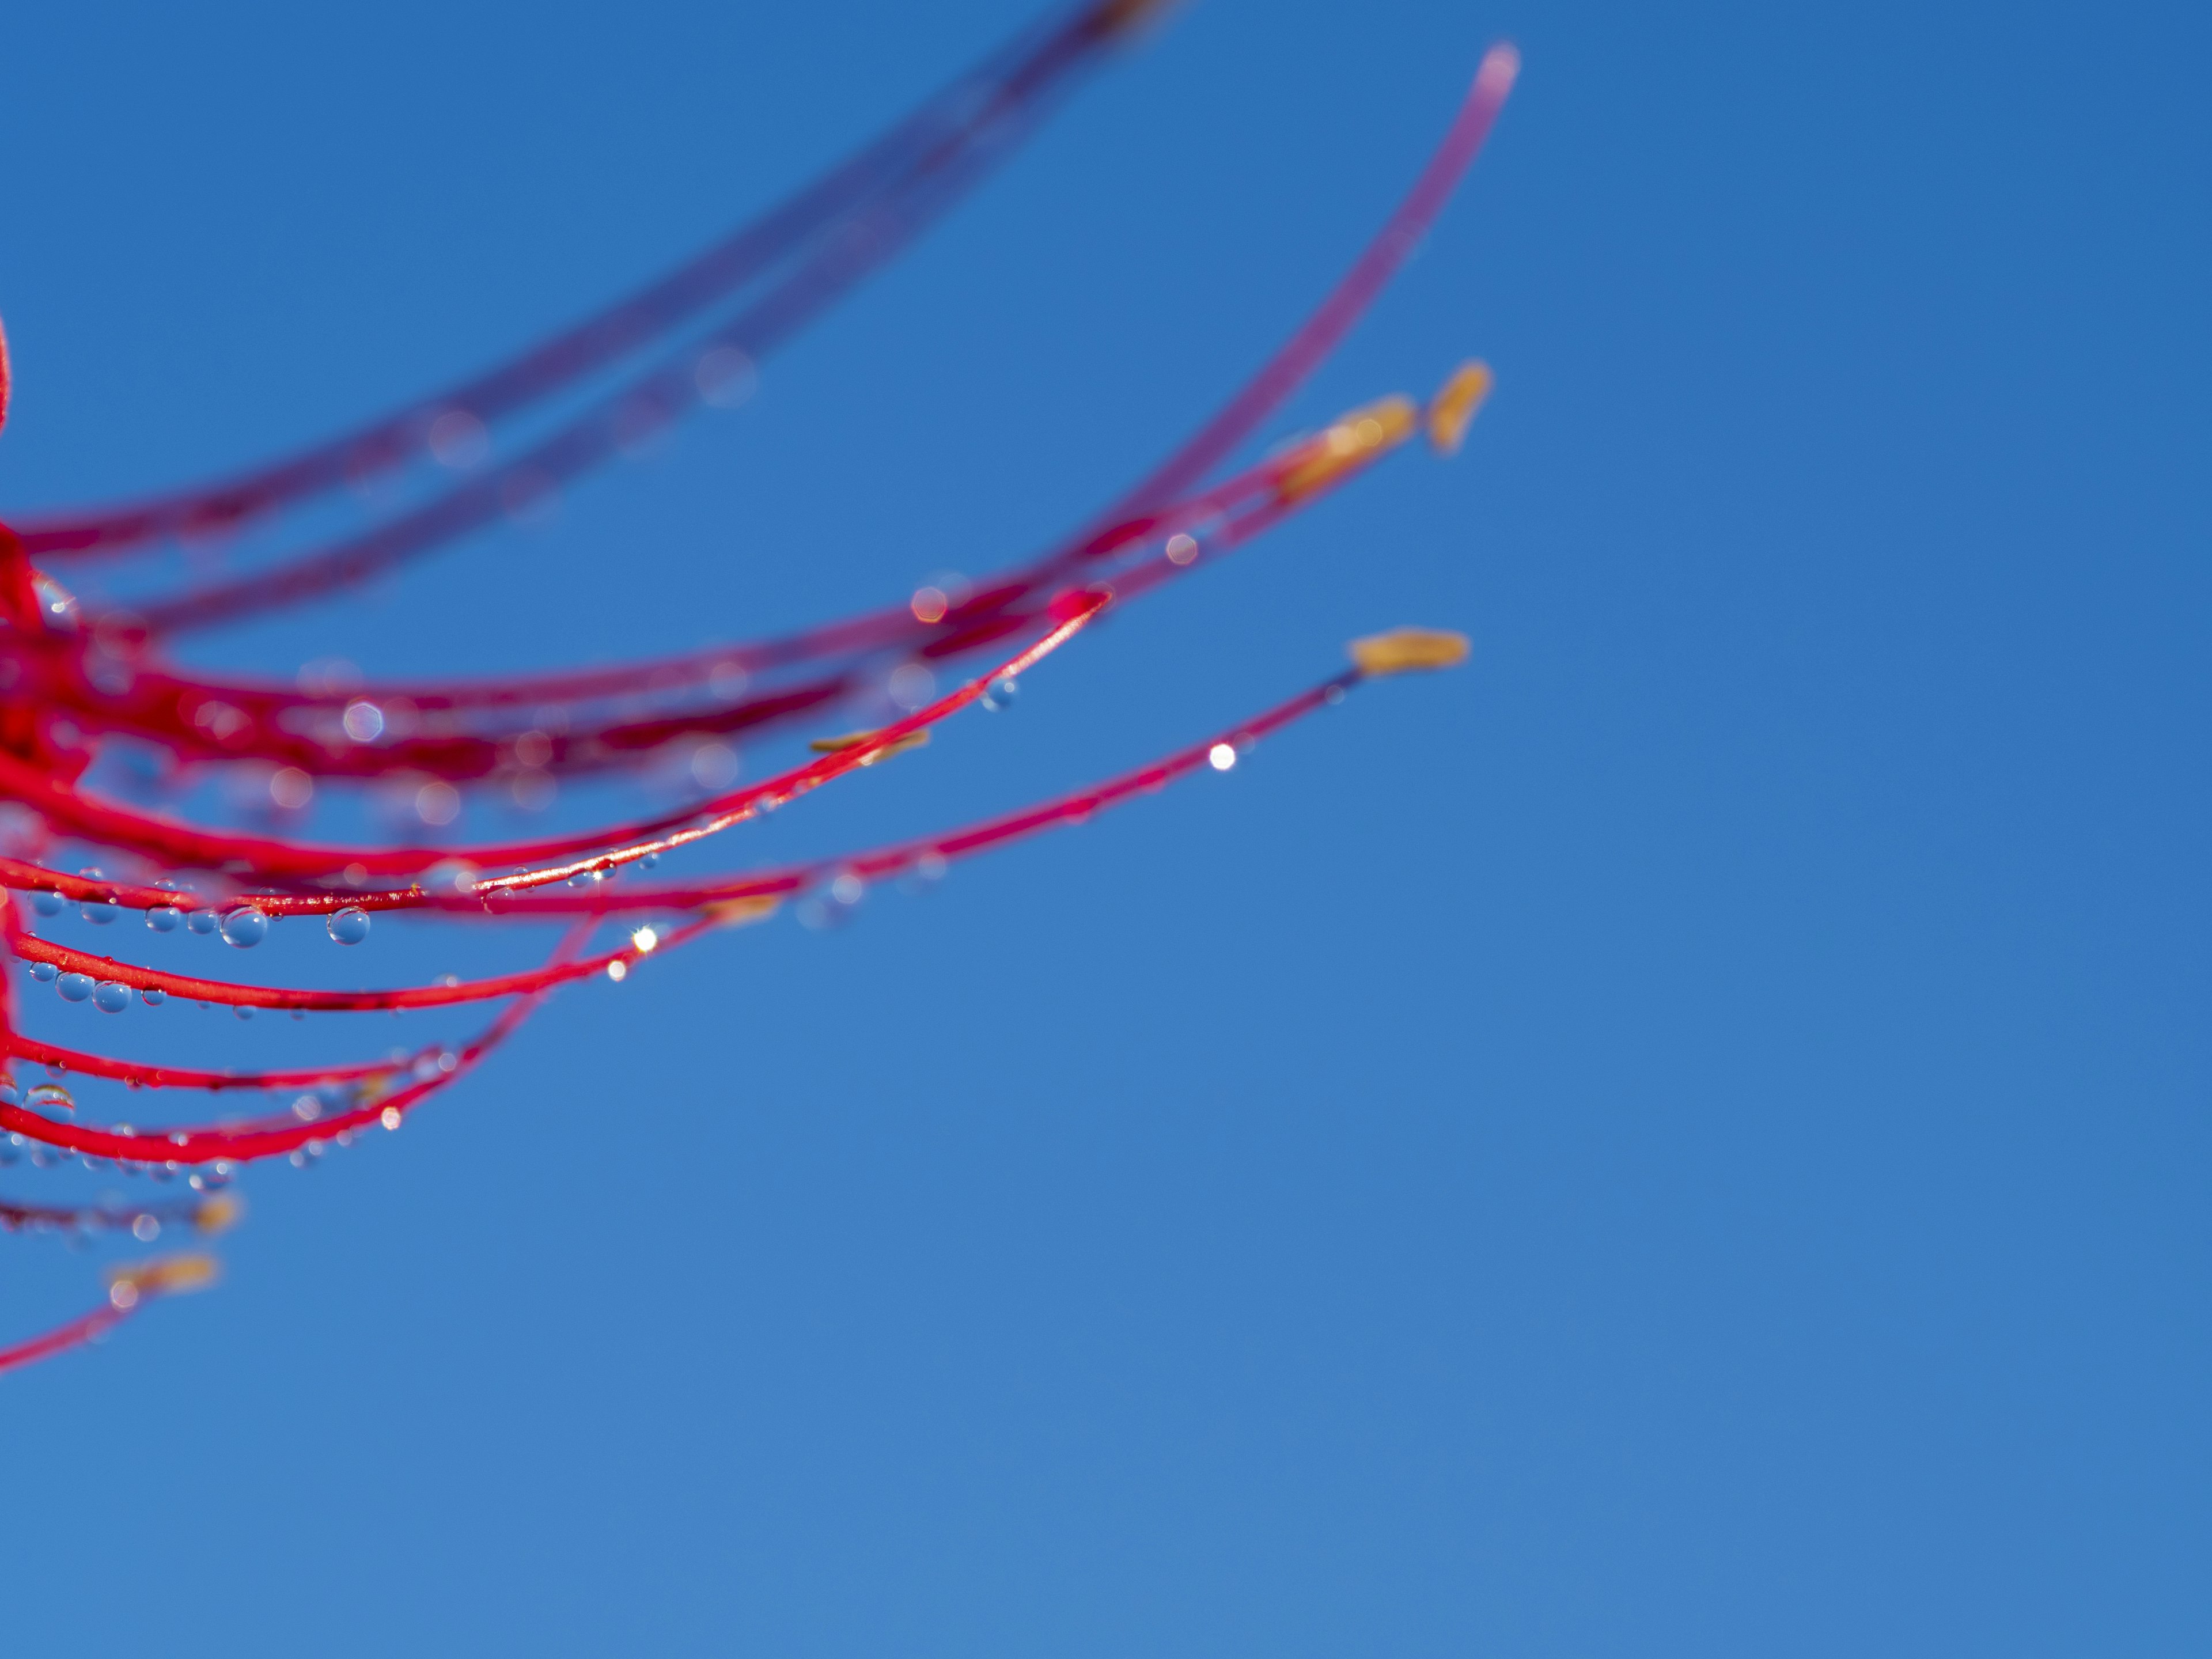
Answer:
2, 1, 2207, 1652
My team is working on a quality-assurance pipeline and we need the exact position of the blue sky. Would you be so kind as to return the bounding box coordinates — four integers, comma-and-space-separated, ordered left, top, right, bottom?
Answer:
1, 0, 2207, 1653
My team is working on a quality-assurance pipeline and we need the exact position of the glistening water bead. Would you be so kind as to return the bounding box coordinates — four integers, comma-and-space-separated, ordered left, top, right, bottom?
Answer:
186, 909, 219, 935
30, 890, 62, 916
92, 982, 131, 1014
981, 676, 1019, 711
219, 907, 270, 948
28, 961, 57, 983
56, 972, 94, 1002
146, 906, 183, 932
327, 908, 371, 946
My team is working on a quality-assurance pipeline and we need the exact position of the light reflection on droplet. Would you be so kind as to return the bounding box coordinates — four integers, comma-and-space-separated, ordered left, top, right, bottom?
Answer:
694, 346, 757, 408
342, 700, 386, 743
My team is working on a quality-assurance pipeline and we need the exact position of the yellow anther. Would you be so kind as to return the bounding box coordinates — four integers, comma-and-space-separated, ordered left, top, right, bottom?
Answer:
1348, 627, 1472, 676
704, 895, 781, 929
107, 1253, 222, 1300
194, 1193, 246, 1236
1426, 360, 1493, 456
1273, 395, 1418, 503
808, 728, 930, 765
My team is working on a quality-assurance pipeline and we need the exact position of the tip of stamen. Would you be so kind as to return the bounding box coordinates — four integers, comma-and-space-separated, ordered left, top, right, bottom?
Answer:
1426, 360, 1493, 456
194, 1194, 246, 1236
1477, 42, 1522, 93
704, 895, 781, 930
107, 1253, 222, 1304
1274, 395, 1419, 503
809, 728, 930, 765
1349, 628, 1472, 676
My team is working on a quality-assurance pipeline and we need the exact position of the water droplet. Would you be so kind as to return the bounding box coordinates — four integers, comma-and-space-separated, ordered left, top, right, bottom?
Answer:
690, 741, 740, 791
830, 873, 865, 906
187, 909, 220, 935
342, 700, 386, 743
219, 907, 270, 948
79, 899, 118, 924
380, 1106, 403, 1131
1323, 684, 1347, 706
427, 408, 489, 468
28, 961, 58, 983
889, 663, 937, 710
415, 779, 461, 826
897, 851, 951, 894
425, 859, 476, 894
35, 573, 81, 631
146, 905, 183, 932
92, 982, 131, 1014
1164, 532, 1200, 566
981, 676, 1019, 712
270, 766, 314, 810
234, 1005, 255, 1021
30, 890, 63, 917
0, 1085, 16, 1107
131, 1214, 160, 1242
56, 972, 94, 1002
694, 346, 758, 408
292, 1094, 323, 1122
605, 959, 628, 982
26, 1084, 74, 1113
1208, 743, 1238, 771
139, 987, 166, 1007
327, 907, 371, 946
641, 852, 661, 869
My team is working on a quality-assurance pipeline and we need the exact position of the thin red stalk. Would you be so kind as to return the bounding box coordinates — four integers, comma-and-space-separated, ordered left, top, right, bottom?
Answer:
0, 1194, 224, 1235
22, 408, 1384, 798
1, 1029, 429, 1094
0, 923, 588, 1164
443, 668, 1359, 918
0, 1299, 131, 1376
1101, 43, 1519, 518
43, 48, 1512, 729
17, 0, 1145, 562
119, 21, 1111, 638
63, 34, 1512, 646
11, 661, 1358, 936
0, 594, 1104, 884
5, 480, 1355, 924
0, 660, 1358, 1160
